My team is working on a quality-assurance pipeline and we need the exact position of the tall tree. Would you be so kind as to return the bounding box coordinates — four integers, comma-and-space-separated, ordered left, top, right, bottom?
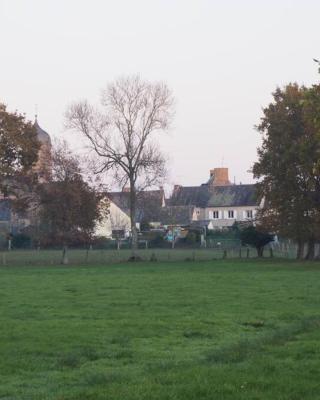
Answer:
66, 75, 174, 254
253, 83, 320, 259
0, 103, 39, 196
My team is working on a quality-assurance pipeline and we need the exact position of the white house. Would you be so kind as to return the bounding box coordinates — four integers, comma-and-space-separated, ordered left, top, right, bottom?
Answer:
169, 168, 261, 229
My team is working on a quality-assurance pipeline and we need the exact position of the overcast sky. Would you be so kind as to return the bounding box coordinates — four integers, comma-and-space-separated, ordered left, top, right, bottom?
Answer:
1, 0, 319, 187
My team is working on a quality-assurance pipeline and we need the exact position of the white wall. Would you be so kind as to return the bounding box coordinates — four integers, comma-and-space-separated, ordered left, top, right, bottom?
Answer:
95, 202, 131, 237
205, 206, 258, 228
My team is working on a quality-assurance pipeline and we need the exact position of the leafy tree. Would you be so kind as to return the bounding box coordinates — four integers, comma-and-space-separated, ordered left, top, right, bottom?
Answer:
38, 141, 107, 263
252, 83, 320, 259
240, 225, 274, 257
66, 75, 174, 255
300, 81, 320, 258
0, 103, 39, 199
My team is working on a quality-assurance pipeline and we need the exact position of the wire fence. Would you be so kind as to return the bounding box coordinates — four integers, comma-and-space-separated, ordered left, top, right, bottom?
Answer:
0, 243, 302, 267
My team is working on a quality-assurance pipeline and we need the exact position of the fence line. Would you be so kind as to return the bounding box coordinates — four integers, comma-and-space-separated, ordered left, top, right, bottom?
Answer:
0, 244, 300, 267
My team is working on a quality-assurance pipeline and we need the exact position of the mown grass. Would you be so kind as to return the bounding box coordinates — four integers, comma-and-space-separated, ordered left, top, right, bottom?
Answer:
0, 259, 319, 399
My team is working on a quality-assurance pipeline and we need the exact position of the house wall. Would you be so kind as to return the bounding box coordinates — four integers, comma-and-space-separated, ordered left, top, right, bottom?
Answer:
204, 206, 258, 228
193, 207, 206, 220
95, 202, 131, 238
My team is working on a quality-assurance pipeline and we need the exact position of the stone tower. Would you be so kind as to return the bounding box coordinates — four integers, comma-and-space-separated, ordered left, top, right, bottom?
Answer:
33, 117, 52, 182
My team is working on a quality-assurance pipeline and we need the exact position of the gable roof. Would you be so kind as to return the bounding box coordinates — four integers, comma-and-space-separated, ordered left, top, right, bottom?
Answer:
108, 190, 164, 222
170, 184, 258, 208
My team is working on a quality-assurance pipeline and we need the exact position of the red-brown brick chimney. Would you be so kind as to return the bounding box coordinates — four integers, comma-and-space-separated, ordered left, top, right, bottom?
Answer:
209, 168, 231, 186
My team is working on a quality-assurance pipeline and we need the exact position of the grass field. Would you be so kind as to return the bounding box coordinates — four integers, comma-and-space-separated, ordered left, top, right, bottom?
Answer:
0, 259, 320, 399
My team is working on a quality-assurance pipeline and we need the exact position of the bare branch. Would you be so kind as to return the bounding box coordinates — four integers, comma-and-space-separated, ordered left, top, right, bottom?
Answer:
65, 75, 174, 250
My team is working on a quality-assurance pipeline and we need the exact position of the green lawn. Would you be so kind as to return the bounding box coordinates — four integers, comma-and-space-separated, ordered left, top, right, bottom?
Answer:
0, 259, 319, 399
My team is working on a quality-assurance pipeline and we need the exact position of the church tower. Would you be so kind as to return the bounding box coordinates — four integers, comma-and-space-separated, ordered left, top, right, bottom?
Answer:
33, 117, 52, 182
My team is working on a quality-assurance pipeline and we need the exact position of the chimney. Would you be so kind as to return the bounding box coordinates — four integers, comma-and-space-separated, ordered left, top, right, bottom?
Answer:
122, 187, 130, 192
209, 168, 231, 186
173, 184, 181, 192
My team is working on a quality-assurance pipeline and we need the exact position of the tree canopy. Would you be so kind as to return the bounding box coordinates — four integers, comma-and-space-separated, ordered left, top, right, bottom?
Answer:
37, 141, 107, 261
253, 82, 320, 259
0, 103, 40, 196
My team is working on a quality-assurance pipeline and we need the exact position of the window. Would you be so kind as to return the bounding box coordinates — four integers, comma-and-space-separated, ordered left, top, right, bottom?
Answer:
209, 211, 219, 219
246, 210, 253, 219
228, 210, 234, 218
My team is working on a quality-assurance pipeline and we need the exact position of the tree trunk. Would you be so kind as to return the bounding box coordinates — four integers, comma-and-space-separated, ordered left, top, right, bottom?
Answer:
305, 238, 315, 260
61, 245, 69, 265
129, 180, 138, 256
257, 247, 264, 257
296, 240, 304, 260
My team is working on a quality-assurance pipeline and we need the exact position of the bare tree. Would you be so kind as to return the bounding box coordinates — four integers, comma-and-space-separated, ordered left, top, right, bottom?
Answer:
65, 75, 174, 254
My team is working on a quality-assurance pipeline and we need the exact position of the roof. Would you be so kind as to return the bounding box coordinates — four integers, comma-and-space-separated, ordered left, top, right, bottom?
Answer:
190, 220, 212, 228
169, 185, 211, 207
34, 120, 51, 145
108, 190, 165, 222
170, 184, 258, 208
207, 184, 258, 207
159, 206, 194, 226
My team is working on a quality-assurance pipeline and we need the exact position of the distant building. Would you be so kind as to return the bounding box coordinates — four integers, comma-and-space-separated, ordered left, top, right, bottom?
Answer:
33, 117, 52, 183
100, 167, 261, 237
96, 189, 165, 237
169, 168, 260, 229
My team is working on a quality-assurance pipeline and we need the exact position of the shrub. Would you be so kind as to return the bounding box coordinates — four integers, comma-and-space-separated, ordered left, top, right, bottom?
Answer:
12, 233, 31, 249
185, 231, 198, 245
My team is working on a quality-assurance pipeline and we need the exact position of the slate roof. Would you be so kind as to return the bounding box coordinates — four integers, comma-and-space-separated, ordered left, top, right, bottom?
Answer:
169, 185, 210, 207
34, 120, 51, 145
207, 184, 258, 207
108, 190, 164, 222
159, 206, 194, 226
170, 184, 258, 208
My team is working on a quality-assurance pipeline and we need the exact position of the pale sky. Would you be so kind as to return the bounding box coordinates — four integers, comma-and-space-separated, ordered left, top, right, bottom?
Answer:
1, 0, 319, 188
